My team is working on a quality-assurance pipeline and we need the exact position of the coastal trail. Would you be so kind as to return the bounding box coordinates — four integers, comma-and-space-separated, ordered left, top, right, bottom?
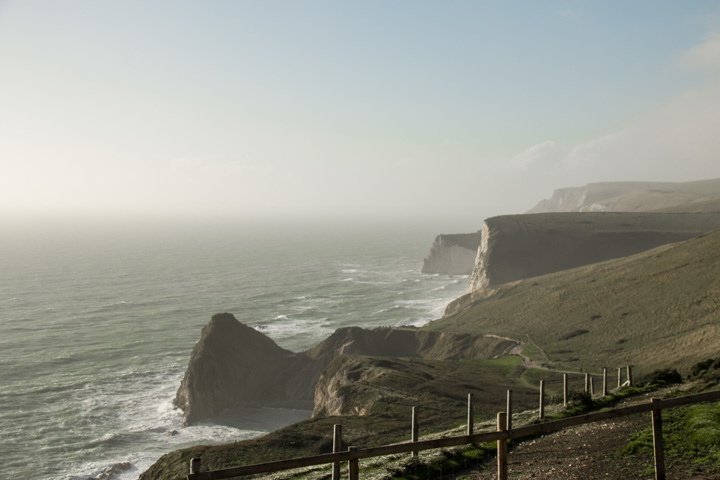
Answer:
484, 334, 578, 374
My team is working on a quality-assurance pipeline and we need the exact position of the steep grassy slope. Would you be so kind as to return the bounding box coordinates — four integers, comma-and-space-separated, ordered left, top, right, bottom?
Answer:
431, 230, 720, 376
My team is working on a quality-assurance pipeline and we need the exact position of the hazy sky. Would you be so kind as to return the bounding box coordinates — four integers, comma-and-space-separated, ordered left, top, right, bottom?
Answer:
2, 1, 720, 230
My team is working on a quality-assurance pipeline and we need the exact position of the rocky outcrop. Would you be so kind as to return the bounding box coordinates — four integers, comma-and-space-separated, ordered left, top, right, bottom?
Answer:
467, 212, 720, 292
174, 313, 315, 424
421, 232, 483, 275
311, 333, 517, 417
175, 315, 517, 424
527, 178, 720, 213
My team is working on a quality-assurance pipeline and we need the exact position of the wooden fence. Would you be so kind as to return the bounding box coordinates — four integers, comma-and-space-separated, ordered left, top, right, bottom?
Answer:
186, 378, 720, 480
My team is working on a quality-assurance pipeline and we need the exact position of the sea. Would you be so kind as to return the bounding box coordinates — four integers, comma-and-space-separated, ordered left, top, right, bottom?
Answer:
0, 217, 470, 480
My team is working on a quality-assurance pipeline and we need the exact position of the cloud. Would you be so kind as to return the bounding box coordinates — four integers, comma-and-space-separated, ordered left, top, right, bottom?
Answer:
679, 33, 720, 72
507, 140, 567, 172
478, 76, 720, 212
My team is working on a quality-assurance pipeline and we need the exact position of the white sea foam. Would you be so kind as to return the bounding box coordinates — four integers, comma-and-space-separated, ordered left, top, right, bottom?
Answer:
256, 316, 331, 341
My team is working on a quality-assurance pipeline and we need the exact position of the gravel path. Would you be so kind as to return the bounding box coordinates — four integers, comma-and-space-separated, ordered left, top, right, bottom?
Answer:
458, 412, 720, 480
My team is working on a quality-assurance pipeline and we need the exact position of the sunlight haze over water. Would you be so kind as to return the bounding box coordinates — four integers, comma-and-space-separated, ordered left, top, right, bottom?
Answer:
2, 1, 720, 229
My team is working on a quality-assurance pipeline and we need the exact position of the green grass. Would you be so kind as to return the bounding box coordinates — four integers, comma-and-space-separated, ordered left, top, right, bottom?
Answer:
519, 336, 548, 365
619, 402, 720, 475
466, 355, 524, 377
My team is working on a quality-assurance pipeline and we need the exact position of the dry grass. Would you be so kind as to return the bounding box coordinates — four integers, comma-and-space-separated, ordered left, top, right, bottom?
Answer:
428, 231, 720, 377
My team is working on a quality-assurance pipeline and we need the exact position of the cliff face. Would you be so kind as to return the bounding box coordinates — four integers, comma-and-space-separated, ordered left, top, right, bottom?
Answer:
175, 315, 516, 424
467, 212, 720, 292
421, 232, 482, 275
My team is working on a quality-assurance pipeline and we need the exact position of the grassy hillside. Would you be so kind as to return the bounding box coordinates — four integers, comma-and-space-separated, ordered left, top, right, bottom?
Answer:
429, 230, 720, 376
650, 196, 720, 213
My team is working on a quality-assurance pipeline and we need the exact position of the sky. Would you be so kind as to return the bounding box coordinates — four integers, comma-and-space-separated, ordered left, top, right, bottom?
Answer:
2, 1, 720, 231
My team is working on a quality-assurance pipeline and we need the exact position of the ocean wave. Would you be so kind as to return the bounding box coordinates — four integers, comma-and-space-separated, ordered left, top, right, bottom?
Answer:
2, 227, 471, 480
374, 305, 400, 314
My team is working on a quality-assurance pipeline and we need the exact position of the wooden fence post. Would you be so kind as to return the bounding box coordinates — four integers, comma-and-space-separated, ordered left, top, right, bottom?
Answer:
411, 406, 419, 457
618, 367, 622, 389
190, 458, 200, 475
539, 380, 545, 420
651, 398, 666, 480
332, 424, 342, 480
603, 368, 607, 397
627, 365, 633, 387
497, 412, 508, 480
585, 373, 590, 393
591, 376, 595, 397
467, 393, 474, 435
348, 446, 359, 480
506, 390, 513, 431
563, 374, 568, 407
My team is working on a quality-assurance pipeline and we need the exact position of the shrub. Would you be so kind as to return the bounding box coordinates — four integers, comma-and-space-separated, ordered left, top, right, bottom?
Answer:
640, 368, 682, 386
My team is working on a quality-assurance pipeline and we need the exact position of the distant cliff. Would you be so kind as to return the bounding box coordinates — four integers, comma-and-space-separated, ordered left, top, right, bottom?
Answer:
421, 232, 482, 275
467, 211, 720, 292
175, 314, 517, 424
527, 178, 720, 213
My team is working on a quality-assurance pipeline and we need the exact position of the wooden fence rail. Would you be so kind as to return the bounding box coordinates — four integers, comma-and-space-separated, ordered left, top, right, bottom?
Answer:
187, 389, 720, 480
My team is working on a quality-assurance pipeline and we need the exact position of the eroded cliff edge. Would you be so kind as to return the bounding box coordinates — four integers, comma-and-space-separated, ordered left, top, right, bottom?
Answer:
174, 313, 517, 425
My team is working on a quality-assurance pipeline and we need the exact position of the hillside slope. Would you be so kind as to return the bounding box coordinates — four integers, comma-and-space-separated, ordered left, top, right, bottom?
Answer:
432, 230, 720, 376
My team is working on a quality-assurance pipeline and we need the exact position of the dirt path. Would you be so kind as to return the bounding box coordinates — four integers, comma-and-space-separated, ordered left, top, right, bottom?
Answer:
450, 394, 720, 480
461, 414, 720, 480
485, 334, 578, 374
